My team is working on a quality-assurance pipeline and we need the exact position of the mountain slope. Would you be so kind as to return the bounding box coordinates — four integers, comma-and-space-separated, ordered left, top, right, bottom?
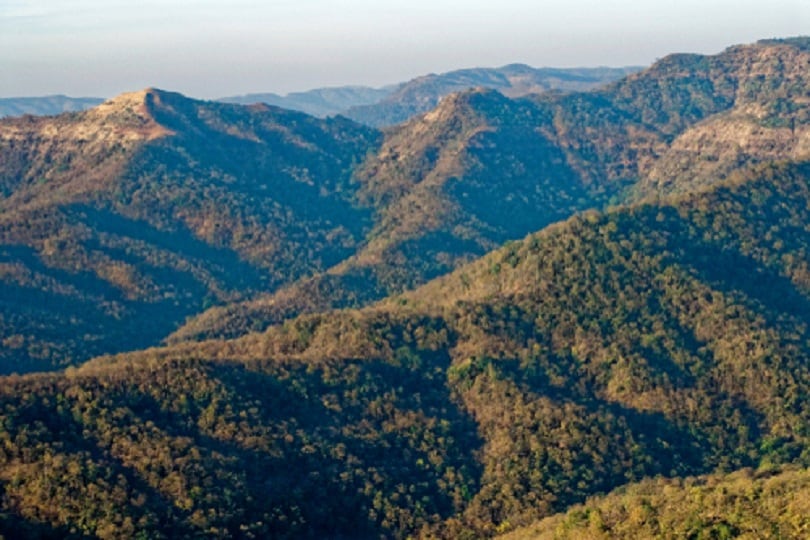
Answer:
169, 88, 592, 342
172, 38, 810, 343
527, 37, 810, 201
2, 38, 809, 370
499, 466, 810, 539
2, 160, 810, 537
0, 89, 379, 372
387, 159, 810, 533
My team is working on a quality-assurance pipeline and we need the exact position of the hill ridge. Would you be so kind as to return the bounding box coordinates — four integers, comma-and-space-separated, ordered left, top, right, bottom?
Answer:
169, 37, 810, 343
1, 37, 809, 369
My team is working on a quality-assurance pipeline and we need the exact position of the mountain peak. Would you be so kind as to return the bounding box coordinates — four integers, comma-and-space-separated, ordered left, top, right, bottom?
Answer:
86, 88, 175, 140
97, 87, 153, 109
422, 87, 504, 122
95, 87, 185, 112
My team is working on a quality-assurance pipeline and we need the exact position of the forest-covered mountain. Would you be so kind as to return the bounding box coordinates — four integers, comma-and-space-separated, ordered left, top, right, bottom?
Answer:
1, 36, 810, 539
171, 37, 810, 344
500, 465, 810, 539
0, 90, 379, 372
1, 38, 808, 372
2, 159, 810, 538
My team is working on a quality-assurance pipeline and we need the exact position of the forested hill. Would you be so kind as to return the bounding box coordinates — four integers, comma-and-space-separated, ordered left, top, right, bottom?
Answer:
2, 160, 810, 537
526, 36, 810, 200
172, 37, 810, 344
499, 466, 810, 539
169, 88, 595, 343
1, 37, 808, 373
0, 89, 380, 372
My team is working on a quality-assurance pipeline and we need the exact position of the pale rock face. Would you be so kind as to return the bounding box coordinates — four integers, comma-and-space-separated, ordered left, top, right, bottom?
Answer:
631, 43, 810, 198
0, 89, 172, 149
82, 88, 175, 141
0, 89, 180, 212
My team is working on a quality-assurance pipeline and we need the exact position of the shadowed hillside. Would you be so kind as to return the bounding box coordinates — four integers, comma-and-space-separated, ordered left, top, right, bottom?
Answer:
2, 160, 810, 537
0, 89, 379, 372
172, 38, 810, 343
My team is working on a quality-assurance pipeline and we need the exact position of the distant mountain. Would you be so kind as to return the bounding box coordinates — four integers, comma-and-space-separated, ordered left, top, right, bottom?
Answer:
217, 65, 640, 126
0, 95, 104, 118
343, 65, 641, 127
218, 85, 394, 118
1, 65, 636, 125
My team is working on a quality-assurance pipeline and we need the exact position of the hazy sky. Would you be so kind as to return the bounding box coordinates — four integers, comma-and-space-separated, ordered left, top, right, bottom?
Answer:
1, 0, 807, 99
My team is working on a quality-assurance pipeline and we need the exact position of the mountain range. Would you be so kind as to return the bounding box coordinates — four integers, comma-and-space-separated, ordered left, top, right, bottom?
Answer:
172, 37, 810, 344
217, 85, 395, 119
2, 65, 638, 127
0, 96, 105, 118
0, 36, 809, 538
338, 65, 641, 127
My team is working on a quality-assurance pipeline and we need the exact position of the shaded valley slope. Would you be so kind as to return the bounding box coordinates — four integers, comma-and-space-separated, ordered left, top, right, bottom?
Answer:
2, 159, 810, 537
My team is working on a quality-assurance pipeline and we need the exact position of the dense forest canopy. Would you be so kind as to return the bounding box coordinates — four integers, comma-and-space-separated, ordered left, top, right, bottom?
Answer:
0, 37, 809, 538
